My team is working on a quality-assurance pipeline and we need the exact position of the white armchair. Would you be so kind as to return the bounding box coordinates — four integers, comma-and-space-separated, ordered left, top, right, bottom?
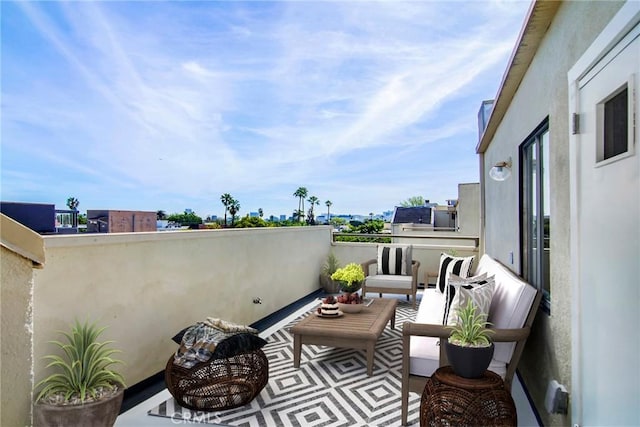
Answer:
361, 244, 420, 309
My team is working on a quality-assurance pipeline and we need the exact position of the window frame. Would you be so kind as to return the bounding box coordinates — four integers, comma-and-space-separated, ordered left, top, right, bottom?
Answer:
595, 75, 636, 167
520, 119, 551, 313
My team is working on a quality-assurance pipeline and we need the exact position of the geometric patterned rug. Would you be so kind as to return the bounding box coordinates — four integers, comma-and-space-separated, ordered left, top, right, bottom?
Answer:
147, 299, 422, 426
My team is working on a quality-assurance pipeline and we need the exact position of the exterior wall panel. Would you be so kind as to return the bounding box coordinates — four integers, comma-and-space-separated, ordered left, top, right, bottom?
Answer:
482, 1, 624, 425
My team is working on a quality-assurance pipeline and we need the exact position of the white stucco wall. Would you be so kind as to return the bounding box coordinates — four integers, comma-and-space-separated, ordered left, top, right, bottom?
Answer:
482, 1, 624, 425
32, 226, 331, 389
1, 247, 35, 427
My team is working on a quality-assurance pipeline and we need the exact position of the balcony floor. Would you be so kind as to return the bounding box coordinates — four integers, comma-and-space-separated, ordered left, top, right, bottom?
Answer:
115, 292, 540, 427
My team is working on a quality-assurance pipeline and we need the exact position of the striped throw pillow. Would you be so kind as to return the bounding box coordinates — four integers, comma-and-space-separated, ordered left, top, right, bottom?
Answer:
442, 273, 494, 325
445, 277, 495, 326
436, 253, 475, 293
377, 244, 412, 276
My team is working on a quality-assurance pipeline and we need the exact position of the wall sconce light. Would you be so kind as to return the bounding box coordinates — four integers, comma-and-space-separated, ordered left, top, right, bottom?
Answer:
489, 157, 512, 181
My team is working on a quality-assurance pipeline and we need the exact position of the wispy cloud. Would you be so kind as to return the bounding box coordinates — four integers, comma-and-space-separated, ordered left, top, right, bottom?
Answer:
1, 1, 529, 216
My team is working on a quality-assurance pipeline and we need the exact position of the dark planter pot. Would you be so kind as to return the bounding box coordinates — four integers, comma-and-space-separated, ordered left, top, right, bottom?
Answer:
34, 388, 123, 427
445, 341, 494, 379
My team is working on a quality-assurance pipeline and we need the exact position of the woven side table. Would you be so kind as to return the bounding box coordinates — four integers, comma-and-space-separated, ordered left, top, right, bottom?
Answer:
165, 348, 269, 411
420, 366, 517, 427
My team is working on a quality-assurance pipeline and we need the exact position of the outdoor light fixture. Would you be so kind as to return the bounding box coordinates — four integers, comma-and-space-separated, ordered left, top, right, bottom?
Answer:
489, 157, 512, 181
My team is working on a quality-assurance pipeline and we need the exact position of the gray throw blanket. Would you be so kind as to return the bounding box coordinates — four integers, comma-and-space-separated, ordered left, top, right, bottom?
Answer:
173, 318, 258, 369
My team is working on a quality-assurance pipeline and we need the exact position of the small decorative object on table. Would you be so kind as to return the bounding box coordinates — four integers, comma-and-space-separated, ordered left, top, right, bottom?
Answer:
331, 262, 365, 313
317, 295, 343, 317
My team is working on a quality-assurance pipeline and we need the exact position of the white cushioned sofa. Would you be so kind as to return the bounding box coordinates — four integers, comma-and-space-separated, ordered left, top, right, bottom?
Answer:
400, 253, 542, 425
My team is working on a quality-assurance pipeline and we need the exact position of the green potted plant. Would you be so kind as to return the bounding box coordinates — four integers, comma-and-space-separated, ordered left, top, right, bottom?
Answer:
331, 262, 366, 313
33, 320, 126, 427
330, 262, 365, 294
319, 252, 341, 293
445, 300, 495, 378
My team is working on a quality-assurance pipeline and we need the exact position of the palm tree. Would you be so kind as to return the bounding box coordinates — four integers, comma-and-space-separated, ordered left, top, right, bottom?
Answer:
369, 212, 374, 220
66, 197, 79, 211
220, 193, 233, 226
325, 200, 332, 223
156, 210, 167, 220
293, 187, 308, 223
307, 196, 319, 224
228, 199, 240, 226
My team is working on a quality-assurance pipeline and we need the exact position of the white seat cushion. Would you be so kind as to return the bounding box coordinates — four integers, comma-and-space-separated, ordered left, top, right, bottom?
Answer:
409, 289, 444, 376
475, 254, 538, 364
365, 274, 412, 290
409, 288, 506, 379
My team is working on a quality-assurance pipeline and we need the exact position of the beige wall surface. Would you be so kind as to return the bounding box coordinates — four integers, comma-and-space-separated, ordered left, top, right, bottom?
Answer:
32, 226, 331, 390
456, 183, 480, 236
482, 1, 624, 425
1, 246, 35, 427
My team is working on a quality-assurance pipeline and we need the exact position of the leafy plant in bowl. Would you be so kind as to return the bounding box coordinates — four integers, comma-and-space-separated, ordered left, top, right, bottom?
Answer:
34, 320, 126, 427
330, 262, 365, 293
445, 300, 495, 378
331, 263, 366, 312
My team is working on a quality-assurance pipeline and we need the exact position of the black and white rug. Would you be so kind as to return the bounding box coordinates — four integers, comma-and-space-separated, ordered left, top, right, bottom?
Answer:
148, 300, 422, 426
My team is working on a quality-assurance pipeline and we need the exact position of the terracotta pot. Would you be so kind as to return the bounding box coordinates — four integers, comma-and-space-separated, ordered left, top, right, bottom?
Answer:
445, 341, 494, 379
33, 388, 124, 427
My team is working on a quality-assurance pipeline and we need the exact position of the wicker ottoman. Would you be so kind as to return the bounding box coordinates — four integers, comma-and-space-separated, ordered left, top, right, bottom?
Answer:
420, 366, 517, 426
165, 348, 269, 411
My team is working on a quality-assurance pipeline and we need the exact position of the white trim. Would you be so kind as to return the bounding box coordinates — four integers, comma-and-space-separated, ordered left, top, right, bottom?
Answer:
567, 2, 640, 425
594, 73, 637, 167
568, 1, 640, 84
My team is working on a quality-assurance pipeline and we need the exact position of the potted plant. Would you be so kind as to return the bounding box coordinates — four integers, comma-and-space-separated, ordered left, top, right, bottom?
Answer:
330, 262, 365, 294
445, 300, 495, 379
319, 251, 341, 293
33, 320, 126, 427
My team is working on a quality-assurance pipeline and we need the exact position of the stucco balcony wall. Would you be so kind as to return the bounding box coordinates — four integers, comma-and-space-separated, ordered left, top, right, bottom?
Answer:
32, 226, 332, 388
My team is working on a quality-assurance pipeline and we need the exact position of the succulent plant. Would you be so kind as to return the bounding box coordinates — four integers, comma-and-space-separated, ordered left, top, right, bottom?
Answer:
35, 320, 125, 404
446, 300, 494, 348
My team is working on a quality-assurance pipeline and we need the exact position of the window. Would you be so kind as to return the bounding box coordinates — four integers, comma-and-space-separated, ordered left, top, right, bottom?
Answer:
521, 120, 550, 312
596, 78, 634, 165
603, 87, 628, 159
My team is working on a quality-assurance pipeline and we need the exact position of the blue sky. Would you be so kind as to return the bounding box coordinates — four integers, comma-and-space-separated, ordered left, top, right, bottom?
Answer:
1, 1, 529, 219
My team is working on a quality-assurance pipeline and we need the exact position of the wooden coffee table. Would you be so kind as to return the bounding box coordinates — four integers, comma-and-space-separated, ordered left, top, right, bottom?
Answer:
290, 298, 397, 376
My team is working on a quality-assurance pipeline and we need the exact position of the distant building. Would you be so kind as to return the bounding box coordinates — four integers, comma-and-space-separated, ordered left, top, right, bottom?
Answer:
1, 201, 57, 234
249, 212, 259, 218
392, 206, 433, 227
391, 183, 480, 235
87, 210, 157, 233
0, 201, 79, 234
